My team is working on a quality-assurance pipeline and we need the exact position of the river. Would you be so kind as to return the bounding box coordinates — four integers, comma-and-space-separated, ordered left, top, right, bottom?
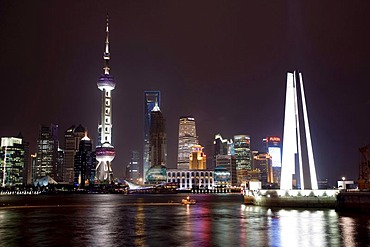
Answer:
0, 193, 369, 246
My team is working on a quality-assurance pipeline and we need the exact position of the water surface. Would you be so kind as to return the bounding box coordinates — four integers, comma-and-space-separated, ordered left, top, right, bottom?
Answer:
0, 194, 369, 246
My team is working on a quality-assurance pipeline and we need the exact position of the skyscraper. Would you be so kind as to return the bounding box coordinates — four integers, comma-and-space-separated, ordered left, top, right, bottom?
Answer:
213, 134, 233, 167
146, 102, 167, 184
234, 135, 251, 186
143, 91, 160, 182
263, 136, 282, 185
96, 14, 116, 183
252, 152, 273, 188
280, 71, 318, 190
215, 154, 237, 186
177, 116, 198, 170
126, 150, 140, 183
74, 132, 95, 188
0, 136, 27, 186
35, 124, 59, 180
63, 125, 85, 184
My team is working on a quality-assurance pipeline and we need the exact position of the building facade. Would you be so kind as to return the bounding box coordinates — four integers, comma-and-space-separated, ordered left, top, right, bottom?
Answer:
234, 135, 251, 186
252, 151, 273, 188
126, 150, 141, 184
177, 116, 198, 170
35, 124, 59, 180
189, 145, 206, 170
143, 91, 161, 182
166, 169, 214, 189
0, 136, 27, 186
213, 134, 234, 169
263, 136, 282, 186
74, 133, 95, 188
63, 125, 85, 184
215, 154, 237, 186
146, 103, 167, 184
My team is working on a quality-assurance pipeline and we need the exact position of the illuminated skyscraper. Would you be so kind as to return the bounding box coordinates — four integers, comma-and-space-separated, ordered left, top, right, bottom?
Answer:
0, 136, 28, 186
74, 132, 95, 188
234, 135, 251, 186
36, 124, 59, 180
143, 91, 160, 182
146, 102, 167, 184
177, 116, 198, 170
280, 71, 318, 190
96, 14, 116, 182
126, 150, 140, 183
263, 136, 282, 185
63, 124, 85, 184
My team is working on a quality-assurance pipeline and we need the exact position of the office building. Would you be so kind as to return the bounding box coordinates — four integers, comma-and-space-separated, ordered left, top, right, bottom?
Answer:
252, 151, 273, 188
63, 125, 85, 184
177, 116, 198, 170
74, 132, 95, 188
96, 15, 116, 183
263, 136, 282, 185
127, 150, 141, 184
189, 145, 206, 170
215, 154, 237, 186
234, 135, 251, 186
143, 91, 160, 182
35, 124, 59, 180
213, 134, 233, 167
280, 71, 318, 190
146, 102, 167, 184
0, 136, 27, 186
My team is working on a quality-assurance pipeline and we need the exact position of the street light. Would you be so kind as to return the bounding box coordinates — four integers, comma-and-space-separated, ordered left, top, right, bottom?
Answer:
342, 177, 346, 190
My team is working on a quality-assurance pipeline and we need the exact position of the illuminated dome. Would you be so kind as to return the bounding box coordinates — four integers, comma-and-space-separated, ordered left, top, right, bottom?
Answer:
96, 142, 115, 162
146, 165, 167, 184
97, 74, 116, 91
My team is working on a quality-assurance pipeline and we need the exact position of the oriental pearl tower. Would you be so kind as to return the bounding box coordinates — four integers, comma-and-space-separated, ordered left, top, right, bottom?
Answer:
95, 14, 115, 183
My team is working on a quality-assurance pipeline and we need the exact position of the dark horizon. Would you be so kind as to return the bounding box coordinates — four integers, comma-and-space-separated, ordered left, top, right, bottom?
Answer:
0, 1, 369, 185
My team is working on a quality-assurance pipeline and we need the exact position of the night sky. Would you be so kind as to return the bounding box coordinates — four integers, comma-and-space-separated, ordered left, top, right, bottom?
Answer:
0, 1, 369, 185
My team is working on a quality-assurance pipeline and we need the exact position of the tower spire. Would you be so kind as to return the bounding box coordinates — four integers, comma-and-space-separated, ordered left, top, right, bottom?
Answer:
103, 13, 110, 75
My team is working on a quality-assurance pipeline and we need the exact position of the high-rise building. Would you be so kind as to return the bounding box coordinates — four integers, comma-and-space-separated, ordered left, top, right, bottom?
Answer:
280, 71, 318, 190
126, 151, 140, 183
63, 125, 85, 184
213, 134, 233, 167
74, 133, 95, 188
56, 147, 64, 181
177, 116, 198, 170
0, 136, 27, 186
35, 124, 59, 180
215, 154, 237, 186
189, 145, 206, 170
263, 136, 282, 185
234, 135, 251, 186
252, 151, 273, 188
146, 102, 167, 184
143, 91, 160, 182
30, 153, 37, 183
96, 14, 116, 183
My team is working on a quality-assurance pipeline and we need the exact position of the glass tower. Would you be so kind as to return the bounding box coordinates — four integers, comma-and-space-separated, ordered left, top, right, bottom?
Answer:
177, 116, 198, 170
143, 91, 160, 182
36, 124, 59, 180
234, 135, 251, 186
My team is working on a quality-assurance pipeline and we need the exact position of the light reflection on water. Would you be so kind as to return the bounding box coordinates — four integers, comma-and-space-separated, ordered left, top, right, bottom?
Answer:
0, 194, 369, 246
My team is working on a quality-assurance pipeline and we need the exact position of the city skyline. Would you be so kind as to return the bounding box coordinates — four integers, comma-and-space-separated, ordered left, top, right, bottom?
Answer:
0, 1, 369, 184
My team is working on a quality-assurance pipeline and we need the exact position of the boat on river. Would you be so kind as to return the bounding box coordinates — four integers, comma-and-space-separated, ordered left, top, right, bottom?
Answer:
181, 196, 196, 205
